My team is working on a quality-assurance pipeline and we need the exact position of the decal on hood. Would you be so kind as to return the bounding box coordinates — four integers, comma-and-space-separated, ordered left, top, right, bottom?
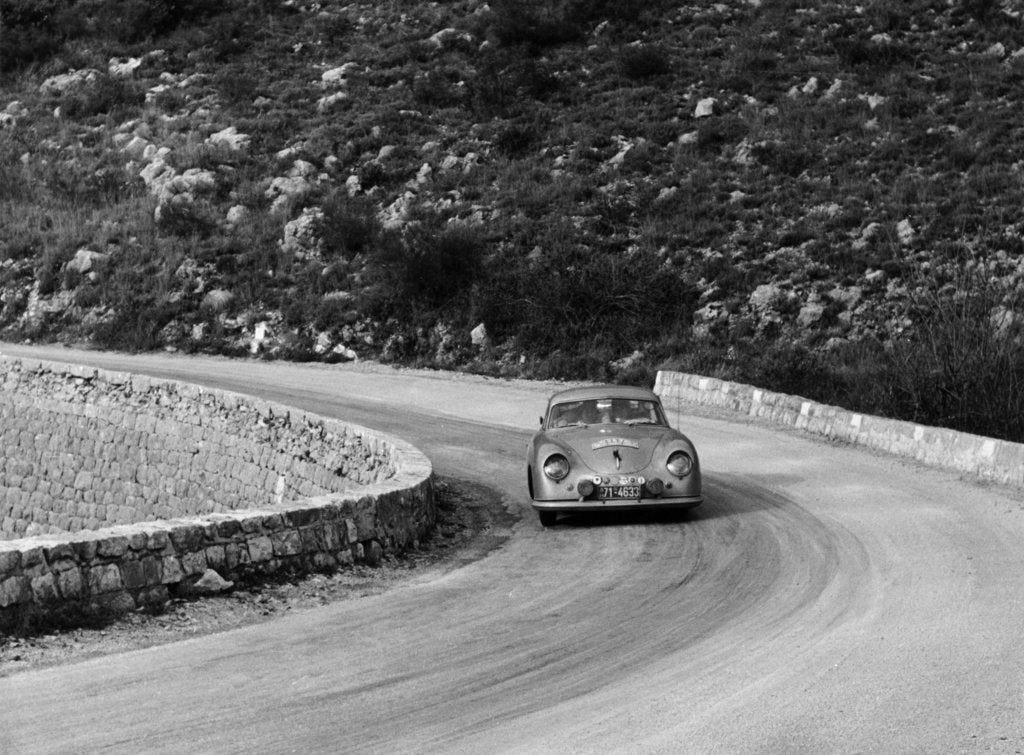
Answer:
591, 437, 640, 450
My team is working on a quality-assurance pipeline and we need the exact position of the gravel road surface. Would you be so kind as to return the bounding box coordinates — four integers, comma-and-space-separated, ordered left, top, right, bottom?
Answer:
1, 344, 1023, 753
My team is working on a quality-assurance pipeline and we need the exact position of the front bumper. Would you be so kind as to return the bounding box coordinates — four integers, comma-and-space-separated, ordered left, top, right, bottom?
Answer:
531, 494, 703, 513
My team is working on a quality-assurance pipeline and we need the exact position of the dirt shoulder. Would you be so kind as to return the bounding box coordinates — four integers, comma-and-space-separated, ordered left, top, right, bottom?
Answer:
0, 477, 510, 677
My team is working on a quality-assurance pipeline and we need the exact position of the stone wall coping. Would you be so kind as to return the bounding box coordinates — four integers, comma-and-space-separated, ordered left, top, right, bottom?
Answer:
655, 370, 1024, 488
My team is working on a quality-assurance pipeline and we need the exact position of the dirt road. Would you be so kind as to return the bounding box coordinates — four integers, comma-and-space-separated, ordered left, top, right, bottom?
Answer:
2, 345, 1023, 752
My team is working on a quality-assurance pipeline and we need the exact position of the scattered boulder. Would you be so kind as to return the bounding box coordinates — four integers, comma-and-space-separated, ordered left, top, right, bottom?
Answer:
206, 126, 250, 152
190, 569, 234, 595
108, 57, 142, 77
797, 299, 827, 328
694, 97, 716, 118
322, 64, 358, 87
749, 283, 784, 312
266, 161, 317, 215
317, 92, 349, 112
0, 101, 28, 128
39, 69, 101, 96
280, 208, 324, 258
470, 322, 489, 347
224, 205, 250, 230
428, 28, 468, 48
66, 249, 110, 277
897, 218, 915, 246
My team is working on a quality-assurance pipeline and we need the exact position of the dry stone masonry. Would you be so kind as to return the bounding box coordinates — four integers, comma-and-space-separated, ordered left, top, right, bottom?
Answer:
656, 370, 1024, 489
0, 356, 434, 631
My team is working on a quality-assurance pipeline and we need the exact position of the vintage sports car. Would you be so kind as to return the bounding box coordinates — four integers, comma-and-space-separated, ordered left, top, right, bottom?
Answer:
527, 385, 702, 526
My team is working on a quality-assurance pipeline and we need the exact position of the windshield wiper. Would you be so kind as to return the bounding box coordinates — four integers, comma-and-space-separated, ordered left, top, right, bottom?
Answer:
624, 418, 658, 425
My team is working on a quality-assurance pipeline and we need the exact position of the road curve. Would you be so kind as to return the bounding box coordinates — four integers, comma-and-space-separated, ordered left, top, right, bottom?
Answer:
1, 345, 1023, 753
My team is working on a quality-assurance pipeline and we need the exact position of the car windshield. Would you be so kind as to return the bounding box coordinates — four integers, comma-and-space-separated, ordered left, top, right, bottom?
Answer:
547, 398, 666, 428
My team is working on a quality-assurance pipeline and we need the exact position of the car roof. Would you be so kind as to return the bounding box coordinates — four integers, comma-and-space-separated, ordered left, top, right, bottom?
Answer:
546, 384, 659, 405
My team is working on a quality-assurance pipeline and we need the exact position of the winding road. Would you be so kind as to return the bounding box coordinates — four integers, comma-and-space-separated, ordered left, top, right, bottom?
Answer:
2, 345, 1023, 752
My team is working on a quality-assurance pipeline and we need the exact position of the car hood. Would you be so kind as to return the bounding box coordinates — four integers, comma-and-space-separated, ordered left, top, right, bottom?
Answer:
548, 425, 676, 474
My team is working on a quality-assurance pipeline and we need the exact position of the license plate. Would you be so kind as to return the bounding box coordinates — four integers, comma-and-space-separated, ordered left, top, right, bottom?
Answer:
599, 485, 641, 500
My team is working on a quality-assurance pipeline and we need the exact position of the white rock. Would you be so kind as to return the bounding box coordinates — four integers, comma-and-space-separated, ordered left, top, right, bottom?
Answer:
656, 186, 679, 203
122, 135, 151, 159
379, 191, 415, 230
607, 143, 633, 168
802, 76, 819, 95
428, 28, 472, 48
864, 268, 887, 285
39, 69, 101, 96
321, 66, 352, 87
139, 157, 173, 190
192, 569, 233, 595
280, 208, 325, 257
377, 145, 397, 160
749, 283, 783, 311
108, 57, 142, 77
797, 301, 827, 328
985, 42, 1006, 58
67, 249, 110, 275
207, 126, 250, 151
290, 159, 317, 178
266, 170, 313, 212
251, 322, 271, 354
317, 92, 349, 112
852, 222, 881, 250
896, 218, 915, 246
694, 97, 716, 118
859, 93, 887, 110
225, 205, 249, 229
314, 331, 332, 354
470, 322, 489, 346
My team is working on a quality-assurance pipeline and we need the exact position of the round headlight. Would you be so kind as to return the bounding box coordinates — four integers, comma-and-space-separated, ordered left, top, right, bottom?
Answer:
666, 451, 693, 478
543, 454, 570, 481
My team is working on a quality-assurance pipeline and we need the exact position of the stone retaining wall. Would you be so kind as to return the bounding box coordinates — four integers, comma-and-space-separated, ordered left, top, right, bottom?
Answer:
0, 356, 434, 632
655, 370, 1024, 488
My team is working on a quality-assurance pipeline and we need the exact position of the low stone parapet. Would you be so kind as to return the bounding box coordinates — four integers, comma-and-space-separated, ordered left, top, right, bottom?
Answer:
0, 356, 434, 632
655, 370, 1024, 488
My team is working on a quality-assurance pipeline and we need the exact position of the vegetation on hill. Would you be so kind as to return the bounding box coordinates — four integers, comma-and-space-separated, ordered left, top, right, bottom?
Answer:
2, 0, 1024, 440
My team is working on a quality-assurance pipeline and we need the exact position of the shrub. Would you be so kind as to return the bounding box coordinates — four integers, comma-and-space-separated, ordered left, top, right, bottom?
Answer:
412, 70, 463, 109
619, 44, 671, 79
885, 267, 1024, 440
468, 49, 558, 117
319, 193, 380, 261
485, 0, 584, 48
0, 0, 71, 72
364, 221, 486, 316
59, 75, 144, 120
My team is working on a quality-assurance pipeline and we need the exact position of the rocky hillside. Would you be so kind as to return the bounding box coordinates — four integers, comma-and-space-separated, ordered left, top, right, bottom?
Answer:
2, 0, 1024, 439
